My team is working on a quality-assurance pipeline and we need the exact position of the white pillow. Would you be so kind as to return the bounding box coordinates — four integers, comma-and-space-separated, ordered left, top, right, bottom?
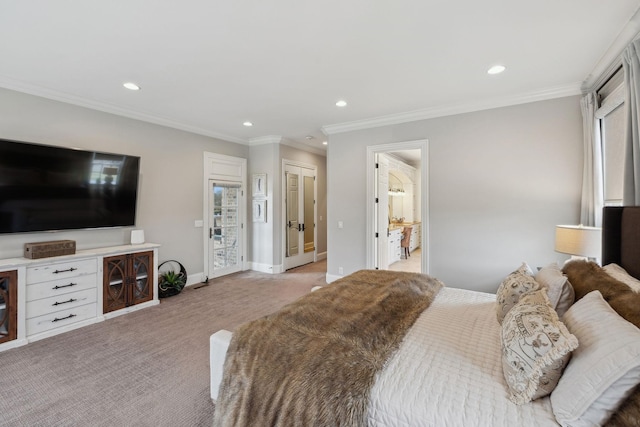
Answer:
550, 291, 640, 427
603, 263, 640, 293
535, 262, 575, 318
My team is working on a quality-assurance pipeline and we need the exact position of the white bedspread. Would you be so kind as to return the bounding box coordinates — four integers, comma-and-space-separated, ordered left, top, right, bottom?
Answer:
367, 287, 560, 426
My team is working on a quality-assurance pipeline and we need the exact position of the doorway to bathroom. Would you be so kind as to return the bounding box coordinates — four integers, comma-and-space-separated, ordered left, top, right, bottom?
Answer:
366, 139, 429, 274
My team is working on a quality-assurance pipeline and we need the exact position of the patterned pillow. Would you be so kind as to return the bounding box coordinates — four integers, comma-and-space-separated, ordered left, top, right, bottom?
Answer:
501, 290, 578, 404
496, 262, 540, 324
535, 262, 575, 318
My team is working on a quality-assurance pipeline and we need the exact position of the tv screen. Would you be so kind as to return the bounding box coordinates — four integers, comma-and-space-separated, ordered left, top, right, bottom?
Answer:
0, 139, 140, 234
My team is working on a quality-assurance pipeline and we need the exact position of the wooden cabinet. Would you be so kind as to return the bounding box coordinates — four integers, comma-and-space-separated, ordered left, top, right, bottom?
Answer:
0, 270, 17, 344
103, 251, 154, 314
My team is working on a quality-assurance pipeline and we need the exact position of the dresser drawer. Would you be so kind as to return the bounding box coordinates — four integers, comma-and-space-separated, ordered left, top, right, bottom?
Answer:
26, 274, 97, 302
26, 303, 97, 336
26, 288, 96, 319
26, 258, 97, 284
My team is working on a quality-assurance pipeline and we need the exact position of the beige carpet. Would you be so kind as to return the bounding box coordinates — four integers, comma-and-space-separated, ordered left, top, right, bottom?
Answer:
0, 261, 327, 427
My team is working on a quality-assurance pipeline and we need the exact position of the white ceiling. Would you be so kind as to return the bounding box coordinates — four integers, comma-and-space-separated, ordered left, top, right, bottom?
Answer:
1, 1, 640, 153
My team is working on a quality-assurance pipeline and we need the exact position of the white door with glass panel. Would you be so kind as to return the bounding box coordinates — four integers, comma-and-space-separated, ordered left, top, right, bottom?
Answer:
284, 164, 316, 270
208, 180, 243, 278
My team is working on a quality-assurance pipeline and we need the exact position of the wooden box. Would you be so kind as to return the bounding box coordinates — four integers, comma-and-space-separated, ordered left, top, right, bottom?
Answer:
24, 240, 76, 259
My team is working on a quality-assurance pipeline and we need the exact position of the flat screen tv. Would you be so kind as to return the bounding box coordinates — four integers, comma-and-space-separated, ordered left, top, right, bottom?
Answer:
0, 139, 140, 234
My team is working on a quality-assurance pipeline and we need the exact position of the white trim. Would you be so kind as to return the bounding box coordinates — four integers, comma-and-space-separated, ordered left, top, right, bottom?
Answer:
0, 76, 248, 145
202, 152, 248, 281
582, 8, 640, 92
326, 273, 342, 283
248, 262, 283, 274
184, 272, 206, 287
322, 84, 581, 135
366, 140, 430, 274
249, 135, 327, 157
316, 251, 327, 261
595, 83, 625, 119
248, 135, 283, 145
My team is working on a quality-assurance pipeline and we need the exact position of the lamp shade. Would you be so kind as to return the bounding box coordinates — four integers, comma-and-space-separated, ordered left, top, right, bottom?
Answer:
554, 225, 602, 258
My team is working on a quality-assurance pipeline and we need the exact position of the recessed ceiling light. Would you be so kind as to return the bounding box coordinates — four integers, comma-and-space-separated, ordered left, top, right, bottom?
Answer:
123, 82, 140, 91
305, 135, 314, 140
243, 121, 253, 127
335, 100, 347, 107
487, 65, 506, 75
322, 141, 328, 145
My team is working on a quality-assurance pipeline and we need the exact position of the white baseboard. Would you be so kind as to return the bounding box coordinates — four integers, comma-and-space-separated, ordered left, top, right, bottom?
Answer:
326, 273, 342, 283
249, 262, 280, 274
316, 251, 327, 261
185, 272, 206, 287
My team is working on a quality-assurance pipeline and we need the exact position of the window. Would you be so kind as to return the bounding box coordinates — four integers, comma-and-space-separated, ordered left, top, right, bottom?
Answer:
596, 69, 625, 206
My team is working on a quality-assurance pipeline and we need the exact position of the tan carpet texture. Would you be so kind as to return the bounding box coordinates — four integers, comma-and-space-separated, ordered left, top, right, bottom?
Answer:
0, 261, 326, 427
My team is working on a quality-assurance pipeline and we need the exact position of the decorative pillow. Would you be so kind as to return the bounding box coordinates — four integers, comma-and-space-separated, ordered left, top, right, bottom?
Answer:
603, 263, 640, 293
501, 290, 578, 405
550, 291, 640, 427
535, 262, 575, 318
496, 262, 539, 324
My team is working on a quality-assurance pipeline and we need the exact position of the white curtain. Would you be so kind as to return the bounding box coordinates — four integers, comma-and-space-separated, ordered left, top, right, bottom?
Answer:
622, 39, 640, 205
580, 92, 603, 226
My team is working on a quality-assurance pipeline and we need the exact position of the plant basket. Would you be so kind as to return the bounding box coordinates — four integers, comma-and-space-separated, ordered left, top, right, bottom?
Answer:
158, 260, 187, 298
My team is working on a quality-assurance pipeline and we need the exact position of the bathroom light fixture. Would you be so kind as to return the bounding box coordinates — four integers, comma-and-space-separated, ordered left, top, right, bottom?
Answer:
388, 188, 405, 197
335, 100, 347, 107
243, 121, 253, 127
487, 65, 506, 75
123, 82, 140, 91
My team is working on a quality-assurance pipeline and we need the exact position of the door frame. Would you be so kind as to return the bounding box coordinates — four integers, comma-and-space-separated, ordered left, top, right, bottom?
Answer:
282, 159, 317, 271
365, 139, 429, 273
203, 152, 247, 282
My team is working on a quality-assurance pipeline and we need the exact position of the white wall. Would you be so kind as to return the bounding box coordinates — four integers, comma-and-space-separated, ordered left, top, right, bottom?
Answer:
327, 96, 583, 293
248, 143, 277, 270
0, 87, 248, 282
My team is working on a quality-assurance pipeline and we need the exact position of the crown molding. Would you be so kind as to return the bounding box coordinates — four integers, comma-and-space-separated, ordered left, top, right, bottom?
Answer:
280, 138, 327, 157
582, 7, 640, 93
0, 76, 249, 145
321, 83, 582, 135
248, 135, 283, 145
249, 135, 326, 156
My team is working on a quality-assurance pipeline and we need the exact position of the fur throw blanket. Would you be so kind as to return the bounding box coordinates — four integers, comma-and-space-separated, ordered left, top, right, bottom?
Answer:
212, 269, 444, 427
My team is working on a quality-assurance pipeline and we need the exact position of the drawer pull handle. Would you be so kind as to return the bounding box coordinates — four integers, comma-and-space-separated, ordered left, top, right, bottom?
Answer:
53, 298, 77, 306
53, 283, 77, 290
53, 267, 77, 274
52, 314, 77, 323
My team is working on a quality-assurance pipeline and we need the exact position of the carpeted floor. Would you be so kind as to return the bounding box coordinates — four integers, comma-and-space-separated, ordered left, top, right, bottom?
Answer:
0, 260, 327, 427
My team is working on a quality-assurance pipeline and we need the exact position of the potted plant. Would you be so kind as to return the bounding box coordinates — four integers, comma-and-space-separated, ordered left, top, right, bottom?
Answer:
158, 265, 187, 298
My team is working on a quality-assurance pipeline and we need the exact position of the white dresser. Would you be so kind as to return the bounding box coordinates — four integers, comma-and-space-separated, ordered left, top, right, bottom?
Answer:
0, 243, 160, 352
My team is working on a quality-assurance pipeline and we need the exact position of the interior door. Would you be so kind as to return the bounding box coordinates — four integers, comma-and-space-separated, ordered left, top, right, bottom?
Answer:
208, 180, 243, 278
284, 164, 316, 270
376, 154, 390, 270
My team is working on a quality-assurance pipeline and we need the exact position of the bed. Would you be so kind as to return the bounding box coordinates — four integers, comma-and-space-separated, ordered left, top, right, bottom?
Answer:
210, 206, 640, 426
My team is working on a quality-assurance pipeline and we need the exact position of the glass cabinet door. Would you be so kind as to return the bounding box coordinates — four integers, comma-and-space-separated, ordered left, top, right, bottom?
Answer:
132, 252, 152, 304
0, 270, 17, 344
103, 255, 127, 313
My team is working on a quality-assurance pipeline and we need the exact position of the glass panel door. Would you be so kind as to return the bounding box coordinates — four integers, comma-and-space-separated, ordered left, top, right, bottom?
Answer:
209, 181, 242, 278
